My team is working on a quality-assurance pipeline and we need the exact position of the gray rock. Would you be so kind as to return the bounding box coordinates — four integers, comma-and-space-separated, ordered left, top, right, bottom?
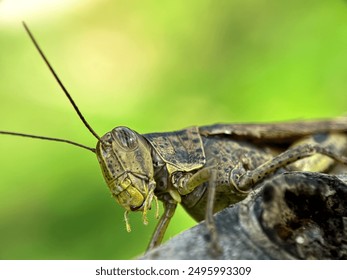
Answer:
141, 172, 347, 259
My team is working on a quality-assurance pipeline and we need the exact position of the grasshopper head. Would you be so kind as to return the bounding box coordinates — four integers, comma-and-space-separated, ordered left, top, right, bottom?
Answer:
96, 126, 159, 231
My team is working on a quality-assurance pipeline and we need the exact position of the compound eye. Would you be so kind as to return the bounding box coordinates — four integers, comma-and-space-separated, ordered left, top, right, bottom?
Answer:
104, 132, 113, 144
112, 126, 139, 150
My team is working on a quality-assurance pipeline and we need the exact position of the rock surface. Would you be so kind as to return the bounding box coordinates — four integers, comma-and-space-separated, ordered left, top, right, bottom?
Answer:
141, 172, 347, 259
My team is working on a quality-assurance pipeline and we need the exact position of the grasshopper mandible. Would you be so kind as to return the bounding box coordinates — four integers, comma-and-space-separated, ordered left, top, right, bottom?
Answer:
2, 23, 347, 252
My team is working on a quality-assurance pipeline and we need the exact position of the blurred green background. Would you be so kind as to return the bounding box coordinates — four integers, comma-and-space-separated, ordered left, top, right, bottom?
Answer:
0, 0, 347, 259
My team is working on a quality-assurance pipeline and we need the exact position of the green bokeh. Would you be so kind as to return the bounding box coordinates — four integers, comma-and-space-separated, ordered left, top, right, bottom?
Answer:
0, 0, 346, 259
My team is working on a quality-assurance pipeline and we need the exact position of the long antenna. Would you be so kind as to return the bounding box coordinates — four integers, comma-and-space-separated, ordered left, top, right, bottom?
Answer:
0, 131, 95, 153
22, 21, 101, 142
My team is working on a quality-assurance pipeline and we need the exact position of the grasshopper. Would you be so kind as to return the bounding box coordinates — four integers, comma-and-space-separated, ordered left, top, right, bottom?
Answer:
2, 23, 347, 253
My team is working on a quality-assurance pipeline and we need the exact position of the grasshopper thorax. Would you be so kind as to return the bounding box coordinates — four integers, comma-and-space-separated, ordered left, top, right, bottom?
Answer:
96, 126, 159, 231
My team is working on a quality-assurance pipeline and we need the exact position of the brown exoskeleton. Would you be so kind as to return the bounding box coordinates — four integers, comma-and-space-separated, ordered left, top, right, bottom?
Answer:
2, 23, 347, 253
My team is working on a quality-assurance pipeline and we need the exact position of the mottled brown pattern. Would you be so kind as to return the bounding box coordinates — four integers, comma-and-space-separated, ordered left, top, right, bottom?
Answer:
181, 136, 273, 221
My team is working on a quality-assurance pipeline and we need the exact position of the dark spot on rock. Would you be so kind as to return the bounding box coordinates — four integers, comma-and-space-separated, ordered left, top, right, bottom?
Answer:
203, 232, 211, 242
263, 185, 275, 203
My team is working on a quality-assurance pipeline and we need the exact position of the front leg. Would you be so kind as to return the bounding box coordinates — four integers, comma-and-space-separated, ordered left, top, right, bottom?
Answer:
147, 194, 177, 251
